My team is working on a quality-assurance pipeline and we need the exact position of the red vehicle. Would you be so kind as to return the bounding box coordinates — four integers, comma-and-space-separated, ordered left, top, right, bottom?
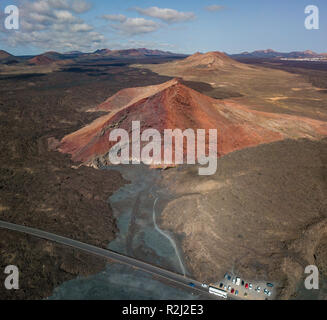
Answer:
231, 288, 235, 294
245, 283, 249, 289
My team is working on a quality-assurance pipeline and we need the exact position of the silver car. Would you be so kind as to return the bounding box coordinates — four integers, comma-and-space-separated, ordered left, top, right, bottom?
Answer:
264, 288, 270, 295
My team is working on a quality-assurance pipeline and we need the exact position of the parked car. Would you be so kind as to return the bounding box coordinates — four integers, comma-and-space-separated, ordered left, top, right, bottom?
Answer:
264, 288, 270, 295
228, 285, 232, 291
245, 283, 249, 289
231, 288, 235, 294
201, 283, 208, 288
227, 275, 231, 281
224, 285, 227, 290
235, 290, 239, 296
189, 282, 195, 287
219, 283, 224, 288
241, 280, 245, 286
249, 283, 253, 290
224, 273, 229, 279
236, 277, 241, 286
256, 286, 261, 293
267, 283, 274, 288
232, 278, 236, 284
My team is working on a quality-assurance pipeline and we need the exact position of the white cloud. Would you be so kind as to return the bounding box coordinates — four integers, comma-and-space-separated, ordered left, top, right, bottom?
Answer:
71, 0, 92, 13
70, 23, 93, 32
32, 0, 91, 13
205, 5, 225, 12
112, 17, 160, 36
29, 11, 52, 23
133, 6, 195, 23
53, 10, 77, 22
102, 6, 195, 37
30, 0, 51, 13
2, 0, 105, 52
48, 0, 70, 10
102, 13, 159, 36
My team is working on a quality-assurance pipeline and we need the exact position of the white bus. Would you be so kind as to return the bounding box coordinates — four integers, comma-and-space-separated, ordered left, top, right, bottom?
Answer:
209, 286, 228, 299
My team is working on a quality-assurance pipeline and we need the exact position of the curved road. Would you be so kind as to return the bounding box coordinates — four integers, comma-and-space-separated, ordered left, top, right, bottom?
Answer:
0, 220, 223, 299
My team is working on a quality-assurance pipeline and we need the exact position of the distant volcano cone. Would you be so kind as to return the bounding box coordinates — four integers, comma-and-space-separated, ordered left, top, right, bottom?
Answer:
28, 55, 55, 65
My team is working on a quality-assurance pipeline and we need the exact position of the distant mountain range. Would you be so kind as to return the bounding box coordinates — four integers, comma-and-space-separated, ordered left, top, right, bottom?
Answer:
2, 48, 327, 67
92, 48, 186, 58
230, 49, 327, 59
0, 48, 187, 66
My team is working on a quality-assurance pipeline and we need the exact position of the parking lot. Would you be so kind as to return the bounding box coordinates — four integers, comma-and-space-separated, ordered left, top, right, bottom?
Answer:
211, 273, 276, 300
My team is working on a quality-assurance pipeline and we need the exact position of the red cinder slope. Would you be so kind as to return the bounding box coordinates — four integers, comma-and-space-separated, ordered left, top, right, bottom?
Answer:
59, 79, 327, 165
96, 79, 183, 112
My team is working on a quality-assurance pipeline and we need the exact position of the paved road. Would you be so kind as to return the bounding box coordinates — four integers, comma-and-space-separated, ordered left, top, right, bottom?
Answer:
0, 220, 222, 299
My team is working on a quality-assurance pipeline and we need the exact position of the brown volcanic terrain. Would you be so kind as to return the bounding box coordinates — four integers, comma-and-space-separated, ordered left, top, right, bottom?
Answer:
1, 48, 327, 300
134, 51, 327, 121
59, 78, 327, 166
159, 138, 327, 300
56, 56, 327, 300
0, 57, 174, 299
0, 55, 185, 299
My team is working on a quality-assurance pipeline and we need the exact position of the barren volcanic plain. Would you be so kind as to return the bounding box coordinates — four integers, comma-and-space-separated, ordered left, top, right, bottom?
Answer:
1, 49, 327, 299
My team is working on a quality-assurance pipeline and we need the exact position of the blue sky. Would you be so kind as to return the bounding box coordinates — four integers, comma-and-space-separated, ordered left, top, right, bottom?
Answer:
0, 0, 326, 55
